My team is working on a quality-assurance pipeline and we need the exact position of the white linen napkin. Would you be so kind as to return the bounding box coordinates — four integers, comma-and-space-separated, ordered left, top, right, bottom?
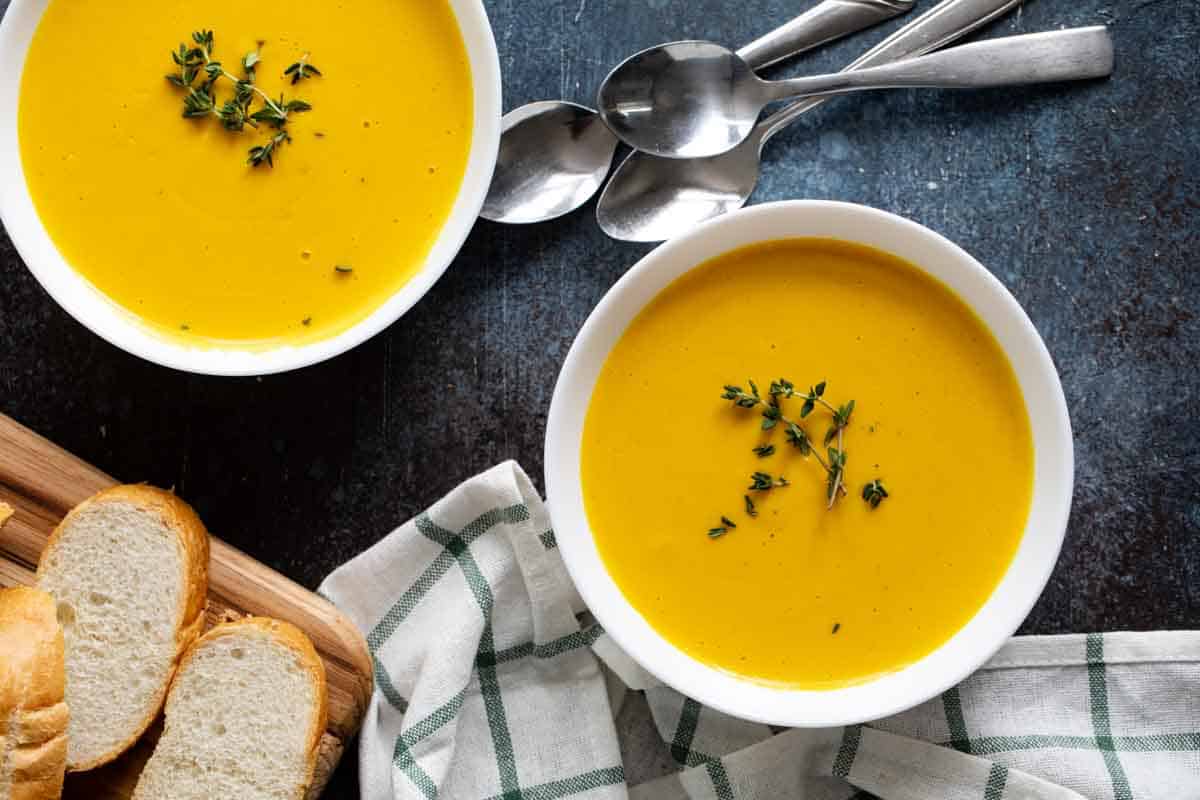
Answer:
320, 462, 1200, 800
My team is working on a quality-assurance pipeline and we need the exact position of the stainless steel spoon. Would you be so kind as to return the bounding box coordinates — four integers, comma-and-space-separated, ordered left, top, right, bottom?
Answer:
595, 0, 1089, 242
598, 26, 1114, 159
479, 0, 914, 224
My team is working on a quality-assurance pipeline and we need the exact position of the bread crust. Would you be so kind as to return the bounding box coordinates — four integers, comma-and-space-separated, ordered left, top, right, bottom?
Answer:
36, 484, 211, 772
0, 586, 68, 800
0, 502, 12, 528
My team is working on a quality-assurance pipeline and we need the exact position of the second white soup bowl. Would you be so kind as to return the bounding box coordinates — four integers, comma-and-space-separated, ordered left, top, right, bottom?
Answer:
544, 200, 1073, 727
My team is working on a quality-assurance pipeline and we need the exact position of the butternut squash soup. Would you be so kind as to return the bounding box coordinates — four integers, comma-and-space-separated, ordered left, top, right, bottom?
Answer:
581, 239, 1034, 688
18, 0, 473, 346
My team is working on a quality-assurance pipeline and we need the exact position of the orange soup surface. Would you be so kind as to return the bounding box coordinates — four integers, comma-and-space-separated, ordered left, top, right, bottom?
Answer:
581, 238, 1034, 688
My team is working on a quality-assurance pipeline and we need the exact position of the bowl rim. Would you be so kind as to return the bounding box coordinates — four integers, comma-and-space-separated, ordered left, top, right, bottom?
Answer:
544, 199, 1074, 727
0, 0, 501, 376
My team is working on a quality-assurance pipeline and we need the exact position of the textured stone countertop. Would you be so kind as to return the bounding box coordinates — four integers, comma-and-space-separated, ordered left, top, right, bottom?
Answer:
1, 0, 1197, 795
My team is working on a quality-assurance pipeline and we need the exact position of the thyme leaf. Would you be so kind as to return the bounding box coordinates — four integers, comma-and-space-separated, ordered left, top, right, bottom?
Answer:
862, 479, 889, 509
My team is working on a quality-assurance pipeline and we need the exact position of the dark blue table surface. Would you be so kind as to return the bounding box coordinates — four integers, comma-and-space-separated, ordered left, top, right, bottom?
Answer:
2, 0, 1197, 795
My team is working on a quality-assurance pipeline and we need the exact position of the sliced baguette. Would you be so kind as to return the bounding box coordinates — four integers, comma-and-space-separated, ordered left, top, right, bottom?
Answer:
0, 586, 69, 800
132, 617, 327, 800
35, 485, 209, 771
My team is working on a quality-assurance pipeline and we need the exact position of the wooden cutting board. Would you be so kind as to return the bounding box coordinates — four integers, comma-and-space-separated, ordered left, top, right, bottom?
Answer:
0, 412, 373, 799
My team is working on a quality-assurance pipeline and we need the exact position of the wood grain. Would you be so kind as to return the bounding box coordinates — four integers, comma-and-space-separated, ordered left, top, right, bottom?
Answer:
0, 413, 372, 798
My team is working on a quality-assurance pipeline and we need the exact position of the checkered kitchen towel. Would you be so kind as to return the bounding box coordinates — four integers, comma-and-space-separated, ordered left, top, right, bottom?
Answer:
320, 462, 1200, 800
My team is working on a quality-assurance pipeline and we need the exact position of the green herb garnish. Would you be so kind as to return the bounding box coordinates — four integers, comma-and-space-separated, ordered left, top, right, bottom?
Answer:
724, 378, 853, 508
712, 378, 887, 541
707, 516, 738, 539
166, 31, 319, 168
247, 130, 290, 167
284, 54, 323, 84
748, 471, 789, 491
862, 479, 889, 509
334, 265, 354, 274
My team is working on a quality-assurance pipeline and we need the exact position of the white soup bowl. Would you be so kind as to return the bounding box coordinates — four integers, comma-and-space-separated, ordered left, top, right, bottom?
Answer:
0, 0, 501, 375
545, 200, 1073, 727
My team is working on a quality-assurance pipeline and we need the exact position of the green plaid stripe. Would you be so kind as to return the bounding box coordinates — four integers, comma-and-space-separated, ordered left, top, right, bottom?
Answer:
373, 620, 603, 718
373, 652, 409, 713
1087, 633, 1134, 800
667, 699, 736, 797
943, 687, 972, 754
833, 725, 863, 778
984, 762, 1008, 800
477, 627, 522, 796
403, 689, 468, 743
669, 698, 703, 766
368, 548, 458, 651
481, 767, 626, 800
491, 624, 605, 666
418, 504, 532, 548
392, 691, 468, 800
392, 737, 441, 800
366, 544, 460, 714
704, 760, 735, 800
955, 732, 1200, 754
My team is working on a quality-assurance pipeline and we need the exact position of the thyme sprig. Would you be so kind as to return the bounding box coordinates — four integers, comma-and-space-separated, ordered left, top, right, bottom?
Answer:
723, 379, 851, 507
708, 377, 887, 539
166, 30, 320, 167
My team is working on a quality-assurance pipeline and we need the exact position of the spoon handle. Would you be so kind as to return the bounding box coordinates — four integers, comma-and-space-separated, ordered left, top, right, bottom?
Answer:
767, 27, 1113, 101
736, 0, 915, 70
756, 0, 1025, 144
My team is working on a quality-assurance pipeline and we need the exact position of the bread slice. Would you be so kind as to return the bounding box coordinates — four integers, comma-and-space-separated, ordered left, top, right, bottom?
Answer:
132, 617, 327, 800
0, 586, 69, 800
35, 485, 209, 771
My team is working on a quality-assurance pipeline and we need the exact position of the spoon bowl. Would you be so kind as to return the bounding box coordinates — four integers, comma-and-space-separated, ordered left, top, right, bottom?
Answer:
597, 41, 765, 161
596, 138, 761, 242
480, 101, 618, 224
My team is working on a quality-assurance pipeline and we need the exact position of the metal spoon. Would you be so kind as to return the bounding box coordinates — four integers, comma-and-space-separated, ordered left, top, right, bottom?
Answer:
595, 0, 1087, 242
599, 26, 1114, 159
479, 0, 915, 224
